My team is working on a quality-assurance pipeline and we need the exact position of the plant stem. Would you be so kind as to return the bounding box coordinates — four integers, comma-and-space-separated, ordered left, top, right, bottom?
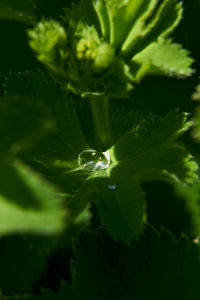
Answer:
90, 96, 112, 150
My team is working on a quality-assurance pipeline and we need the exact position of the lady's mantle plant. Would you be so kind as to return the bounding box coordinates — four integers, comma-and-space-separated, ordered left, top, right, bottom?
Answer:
29, 0, 193, 98
23, 0, 198, 242
1, 0, 200, 299
28, 0, 193, 150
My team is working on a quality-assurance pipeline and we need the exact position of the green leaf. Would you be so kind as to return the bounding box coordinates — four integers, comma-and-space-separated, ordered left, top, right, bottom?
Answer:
50, 163, 145, 241
4, 71, 57, 100
106, 0, 157, 50
63, 0, 100, 31
0, 94, 53, 155
52, 90, 90, 155
174, 182, 200, 236
0, 160, 65, 235
0, 0, 36, 24
4, 71, 88, 169
52, 163, 145, 241
49, 109, 198, 241
66, 226, 200, 299
2, 71, 92, 228
122, 0, 183, 59
19, 134, 78, 176
1, 72, 62, 156
132, 39, 194, 78
51, 168, 91, 217
71, 229, 127, 299
93, 168, 145, 241
29, 0, 188, 99
92, 0, 111, 40
19, 135, 90, 209
111, 110, 198, 183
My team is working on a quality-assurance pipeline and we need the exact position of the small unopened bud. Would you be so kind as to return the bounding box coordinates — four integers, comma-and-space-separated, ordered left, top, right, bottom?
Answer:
94, 43, 115, 70
28, 20, 67, 67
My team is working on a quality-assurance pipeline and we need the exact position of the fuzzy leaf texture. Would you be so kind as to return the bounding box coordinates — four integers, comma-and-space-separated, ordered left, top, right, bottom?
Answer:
89, 110, 198, 240
89, 169, 145, 241
28, 0, 193, 98
2, 72, 142, 240
2, 226, 200, 299
132, 38, 194, 81
111, 110, 198, 183
5, 72, 198, 241
23, 89, 198, 240
121, 0, 183, 58
28, 227, 200, 300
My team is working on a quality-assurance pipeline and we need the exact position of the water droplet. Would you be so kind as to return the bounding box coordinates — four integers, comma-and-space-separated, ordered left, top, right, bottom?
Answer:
108, 184, 117, 191
78, 149, 110, 171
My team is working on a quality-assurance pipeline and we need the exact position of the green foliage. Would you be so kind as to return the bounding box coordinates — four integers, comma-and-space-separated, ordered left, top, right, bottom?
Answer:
120, 0, 183, 57
174, 182, 200, 236
94, 110, 197, 240
38, 227, 200, 300
0, 160, 65, 235
1, 0, 200, 299
92, 169, 145, 241
5, 226, 200, 299
132, 38, 194, 81
28, 20, 67, 72
111, 110, 197, 183
28, 0, 192, 98
2, 69, 198, 243
0, 94, 52, 155
0, 71, 67, 236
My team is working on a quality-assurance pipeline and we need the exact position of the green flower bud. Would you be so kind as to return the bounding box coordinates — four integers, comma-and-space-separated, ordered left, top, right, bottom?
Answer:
75, 25, 115, 75
28, 0, 188, 99
76, 38, 97, 61
94, 43, 115, 71
28, 20, 67, 69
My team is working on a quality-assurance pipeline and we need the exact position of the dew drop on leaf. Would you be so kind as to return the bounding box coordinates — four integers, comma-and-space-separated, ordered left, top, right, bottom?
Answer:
78, 149, 110, 171
108, 184, 117, 191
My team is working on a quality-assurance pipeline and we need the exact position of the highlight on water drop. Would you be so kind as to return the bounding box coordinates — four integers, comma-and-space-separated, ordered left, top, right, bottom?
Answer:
108, 184, 117, 191
78, 149, 110, 171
